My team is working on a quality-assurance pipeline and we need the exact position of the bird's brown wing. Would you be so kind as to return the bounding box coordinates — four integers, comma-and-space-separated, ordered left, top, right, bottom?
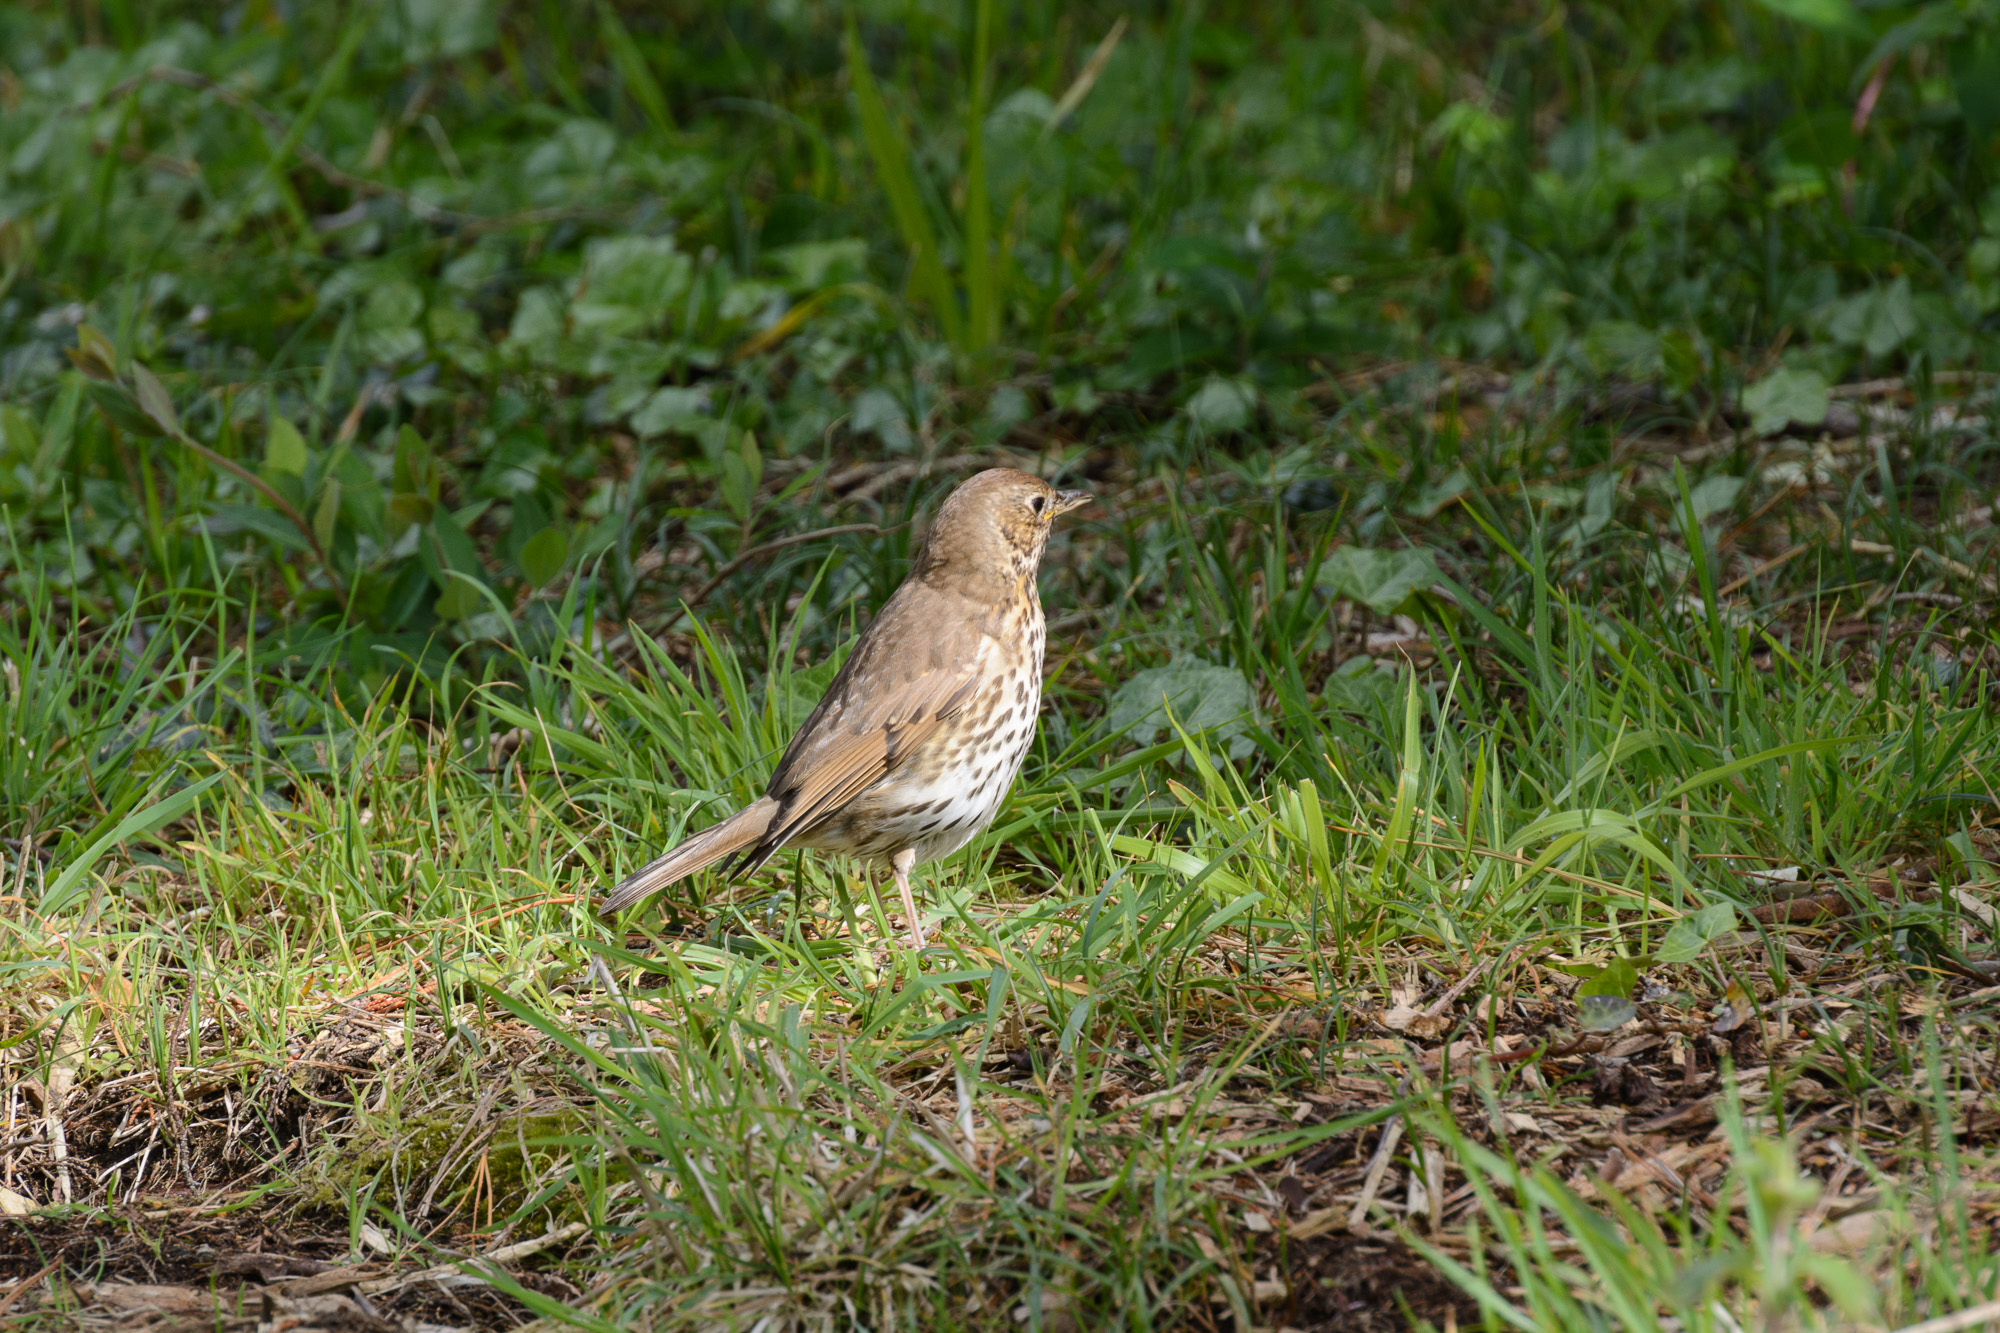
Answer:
735, 581, 988, 873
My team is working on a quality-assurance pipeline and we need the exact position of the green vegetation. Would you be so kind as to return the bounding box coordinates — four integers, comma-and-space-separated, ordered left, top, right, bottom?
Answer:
2, 0, 1998, 1328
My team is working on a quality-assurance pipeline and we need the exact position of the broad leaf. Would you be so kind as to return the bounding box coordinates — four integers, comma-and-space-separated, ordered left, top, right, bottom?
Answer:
1577, 957, 1640, 1031
1742, 367, 1828, 436
1315, 547, 1442, 615
1655, 901, 1740, 963
1107, 659, 1259, 759
266, 417, 309, 477
130, 362, 180, 437
519, 525, 568, 587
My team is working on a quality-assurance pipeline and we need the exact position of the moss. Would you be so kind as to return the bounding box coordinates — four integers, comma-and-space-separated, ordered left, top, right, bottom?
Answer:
305, 1109, 592, 1226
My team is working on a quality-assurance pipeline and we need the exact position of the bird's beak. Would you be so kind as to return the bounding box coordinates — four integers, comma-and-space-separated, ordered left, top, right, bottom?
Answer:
1051, 489, 1094, 518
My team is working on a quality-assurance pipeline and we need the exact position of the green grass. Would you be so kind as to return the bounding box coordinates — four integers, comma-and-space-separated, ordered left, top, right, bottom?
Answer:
3, 1, 2000, 1329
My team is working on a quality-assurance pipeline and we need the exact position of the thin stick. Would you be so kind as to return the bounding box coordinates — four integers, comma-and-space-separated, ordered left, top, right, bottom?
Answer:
1887, 1298, 2000, 1333
1715, 541, 1814, 597
666, 524, 896, 628
0, 1261, 59, 1318
1346, 1113, 1404, 1235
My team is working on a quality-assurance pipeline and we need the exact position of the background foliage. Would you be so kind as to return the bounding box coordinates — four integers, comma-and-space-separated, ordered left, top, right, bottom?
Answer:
3, 0, 1996, 683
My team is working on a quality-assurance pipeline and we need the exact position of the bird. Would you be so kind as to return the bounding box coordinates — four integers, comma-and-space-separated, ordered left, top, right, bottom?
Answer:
600, 467, 1092, 948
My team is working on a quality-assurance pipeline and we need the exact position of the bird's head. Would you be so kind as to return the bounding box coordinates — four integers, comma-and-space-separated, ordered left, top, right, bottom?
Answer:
913, 468, 1092, 600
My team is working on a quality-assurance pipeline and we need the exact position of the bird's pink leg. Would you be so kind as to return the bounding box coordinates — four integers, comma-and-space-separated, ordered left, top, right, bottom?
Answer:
891, 846, 925, 950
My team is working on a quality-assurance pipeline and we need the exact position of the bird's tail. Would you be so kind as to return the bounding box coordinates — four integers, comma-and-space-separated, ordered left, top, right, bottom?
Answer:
600, 797, 779, 915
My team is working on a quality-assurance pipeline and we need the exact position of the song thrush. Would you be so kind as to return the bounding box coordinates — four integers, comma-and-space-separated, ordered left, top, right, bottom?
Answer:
601, 467, 1092, 947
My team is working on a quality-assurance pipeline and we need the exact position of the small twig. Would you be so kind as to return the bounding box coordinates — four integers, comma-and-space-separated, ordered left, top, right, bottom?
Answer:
1889, 590, 1967, 609
1421, 943, 1530, 1020
1419, 1032, 1600, 1074
1718, 483, 1809, 554
666, 523, 897, 626
0, 1261, 59, 1318
1826, 371, 1999, 401
353, 1221, 589, 1298
1716, 541, 1815, 597
844, 454, 994, 505
1041, 17, 1128, 139
1887, 1296, 2000, 1333
43, 1102, 71, 1207
1345, 1111, 1404, 1235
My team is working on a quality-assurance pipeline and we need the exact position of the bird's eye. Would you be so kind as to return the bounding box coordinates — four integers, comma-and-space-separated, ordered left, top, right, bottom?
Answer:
1031, 495, 1047, 514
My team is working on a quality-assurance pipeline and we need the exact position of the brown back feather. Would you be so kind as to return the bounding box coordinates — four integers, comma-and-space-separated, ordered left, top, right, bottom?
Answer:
737, 578, 990, 871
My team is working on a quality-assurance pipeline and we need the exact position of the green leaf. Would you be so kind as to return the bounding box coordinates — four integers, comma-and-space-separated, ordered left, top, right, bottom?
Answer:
1656, 901, 1740, 963
266, 416, 309, 477
1827, 279, 1918, 357
718, 431, 763, 520
130, 362, 180, 438
1577, 957, 1640, 1031
519, 525, 568, 587
0, 405, 37, 462
394, 424, 441, 501
1686, 474, 1744, 524
1184, 376, 1258, 432
1578, 994, 1638, 1032
572, 236, 692, 336
631, 386, 710, 439
1106, 659, 1259, 759
199, 503, 312, 551
1315, 547, 1443, 615
42, 774, 226, 914
429, 506, 485, 577
434, 572, 486, 620
1579, 957, 1638, 998
1741, 367, 1829, 436
312, 478, 341, 554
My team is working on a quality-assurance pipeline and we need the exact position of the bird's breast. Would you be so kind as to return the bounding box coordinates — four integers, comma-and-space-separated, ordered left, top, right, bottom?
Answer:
835, 626, 1045, 864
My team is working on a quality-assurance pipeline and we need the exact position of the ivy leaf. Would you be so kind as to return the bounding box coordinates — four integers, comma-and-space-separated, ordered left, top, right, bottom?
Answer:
1578, 994, 1639, 1032
1184, 376, 1257, 432
1742, 368, 1828, 436
1315, 547, 1442, 615
1106, 659, 1259, 758
1656, 901, 1740, 963
1577, 957, 1640, 1031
